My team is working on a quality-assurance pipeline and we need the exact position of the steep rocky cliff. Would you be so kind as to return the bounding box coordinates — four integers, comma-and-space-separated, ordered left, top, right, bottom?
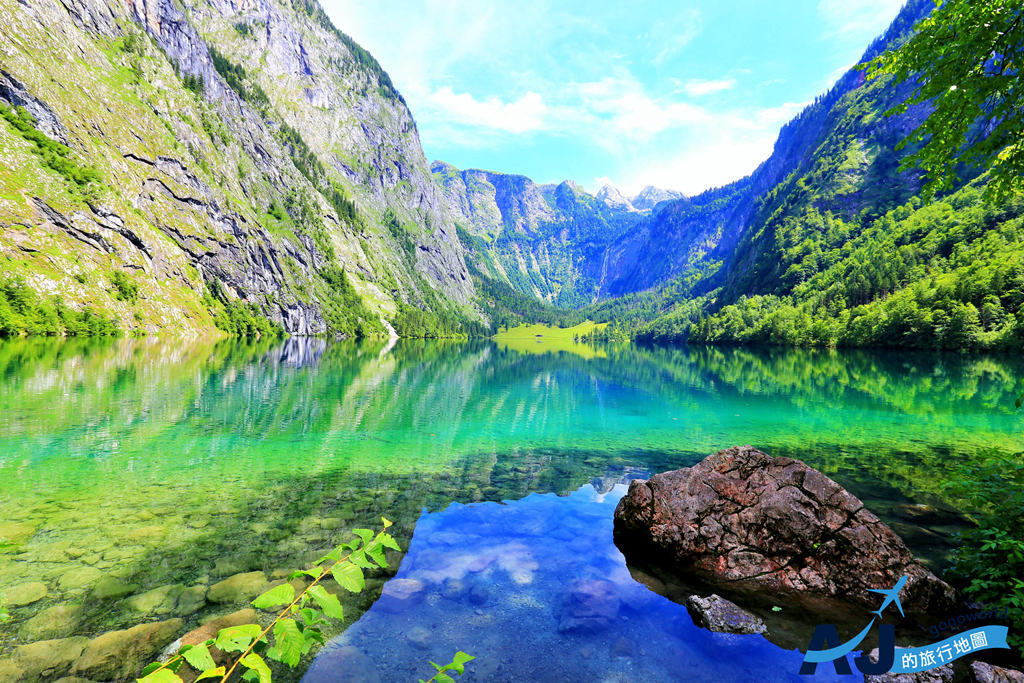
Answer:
0, 0, 476, 337
583, 0, 936, 301
433, 161, 643, 307
0, 0, 945, 338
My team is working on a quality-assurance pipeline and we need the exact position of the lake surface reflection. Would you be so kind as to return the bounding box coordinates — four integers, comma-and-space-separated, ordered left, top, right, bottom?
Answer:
0, 337, 1021, 678
304, 483, 851, 682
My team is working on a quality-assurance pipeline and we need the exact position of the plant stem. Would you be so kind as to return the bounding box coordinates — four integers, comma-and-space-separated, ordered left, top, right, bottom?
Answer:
144, 654, 184, 679
218, 548, 357, 682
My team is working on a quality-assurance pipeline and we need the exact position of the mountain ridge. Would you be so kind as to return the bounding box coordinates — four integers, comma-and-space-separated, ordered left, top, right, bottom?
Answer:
3, 0, 1005, 351
0, 0, 479, 338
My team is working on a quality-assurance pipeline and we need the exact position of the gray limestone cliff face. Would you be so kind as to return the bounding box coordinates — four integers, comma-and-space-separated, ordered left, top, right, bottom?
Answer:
134, 0, 476, 312
433, 162, 646, 306
0, 0, 476, 337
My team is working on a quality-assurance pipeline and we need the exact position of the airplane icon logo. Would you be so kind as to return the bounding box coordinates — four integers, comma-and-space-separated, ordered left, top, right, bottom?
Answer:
869, 575, 908, 619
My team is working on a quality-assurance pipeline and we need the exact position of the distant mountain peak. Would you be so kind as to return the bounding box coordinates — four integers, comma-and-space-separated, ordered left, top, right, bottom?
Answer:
596, 184, 636, 212
631, 185, 686, 211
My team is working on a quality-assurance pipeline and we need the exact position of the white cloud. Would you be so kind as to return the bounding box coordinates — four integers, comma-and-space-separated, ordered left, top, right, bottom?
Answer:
616, 135, 776, 196
571, 75, 710, 140
682, 78, 735, 96
428, 88, 549, 134
321, 0, 825, 195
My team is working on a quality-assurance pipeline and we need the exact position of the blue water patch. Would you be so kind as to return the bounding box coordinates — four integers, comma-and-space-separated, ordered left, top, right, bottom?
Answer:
304, 483, 857, 682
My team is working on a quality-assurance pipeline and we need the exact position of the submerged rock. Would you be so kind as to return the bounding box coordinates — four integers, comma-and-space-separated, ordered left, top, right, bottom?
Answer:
376, 578, 425, 613
9, 636, 89, 682
0, 658, 24, 682
127, 584, 185, 614
557, 579, 620, 633
179, 608, 258, 647
0, 521, 37, 545
686, 594, 767, 635
160, 609, 258, 676
969, 661, 1024, 682
92, 576, 139, 600
57, 566, 102, 592
407, 626, 431, 649
72, 618, 183, 680
21, 604, 83, 640
5, 581, 48, 607
207, 571, 267, 604
613, 446, 956, 615
177, 584, 208, 615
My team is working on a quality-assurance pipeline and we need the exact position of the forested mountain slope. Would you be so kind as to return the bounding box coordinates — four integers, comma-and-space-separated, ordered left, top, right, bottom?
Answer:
0, 0, 478, 338
631, 0, 1024, 350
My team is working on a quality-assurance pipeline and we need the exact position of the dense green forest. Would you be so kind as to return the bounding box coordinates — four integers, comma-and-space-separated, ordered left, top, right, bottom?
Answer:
690, 185, 1024, 349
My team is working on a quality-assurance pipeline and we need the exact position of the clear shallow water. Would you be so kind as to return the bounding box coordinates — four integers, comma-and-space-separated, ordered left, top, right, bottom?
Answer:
0, 337, 1022, 678
304, 484, 850, 683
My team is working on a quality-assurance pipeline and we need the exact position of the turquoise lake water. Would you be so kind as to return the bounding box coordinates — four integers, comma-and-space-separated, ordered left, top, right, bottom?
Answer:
0, 337, 1022, 680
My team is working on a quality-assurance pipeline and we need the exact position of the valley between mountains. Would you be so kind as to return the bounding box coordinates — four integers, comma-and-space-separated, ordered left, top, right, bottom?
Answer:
1, 0, 1022, 353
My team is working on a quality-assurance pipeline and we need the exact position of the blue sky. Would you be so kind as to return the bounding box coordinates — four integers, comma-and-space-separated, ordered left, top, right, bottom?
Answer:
321, 0, 906, 196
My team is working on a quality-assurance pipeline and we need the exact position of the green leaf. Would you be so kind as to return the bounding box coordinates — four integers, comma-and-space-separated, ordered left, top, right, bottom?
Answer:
288, 569, 320, 580
364, 540, 387, 568
348, 548, 375, 569
382, 516, 393, 528
136, 669, 182, 683
352, 528, 374, 545
331, 561, 364, 593
139, 662, 163, 676
307, 584, 344, 620
195, 667, 226, 682
182, 643, 216, 671
314, 548, 342, 566
435, 673, 454, 683
266, 618, 305, 667
299, 607, 325, 626
378, 532, 400, 551
252, 583, 295, 610
449, 651, 475, 674
240, 653, 272, 683
215, 624, 262, 653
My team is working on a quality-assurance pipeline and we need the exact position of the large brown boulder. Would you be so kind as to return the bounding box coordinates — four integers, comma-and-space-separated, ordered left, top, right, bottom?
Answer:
613, 446, 956, 615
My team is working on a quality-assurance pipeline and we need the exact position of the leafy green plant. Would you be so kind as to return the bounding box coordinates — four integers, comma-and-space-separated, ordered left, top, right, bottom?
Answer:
203, 279, 283, 339
0, 103, 101, 196
138, 518, 473, 682
111, 270, 139, 304
208, 46, 270, 111
182, 73, 205, 96
942, 456, 1024, 655
420, 652, 476, 683
0, 276, 120, 337
318, 266, 385, 338
0, 592, 9, 623
864, 0, 1024, 200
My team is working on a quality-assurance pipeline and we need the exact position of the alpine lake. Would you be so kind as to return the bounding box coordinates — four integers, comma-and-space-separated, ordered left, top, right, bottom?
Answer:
1, 336, 1021, 682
